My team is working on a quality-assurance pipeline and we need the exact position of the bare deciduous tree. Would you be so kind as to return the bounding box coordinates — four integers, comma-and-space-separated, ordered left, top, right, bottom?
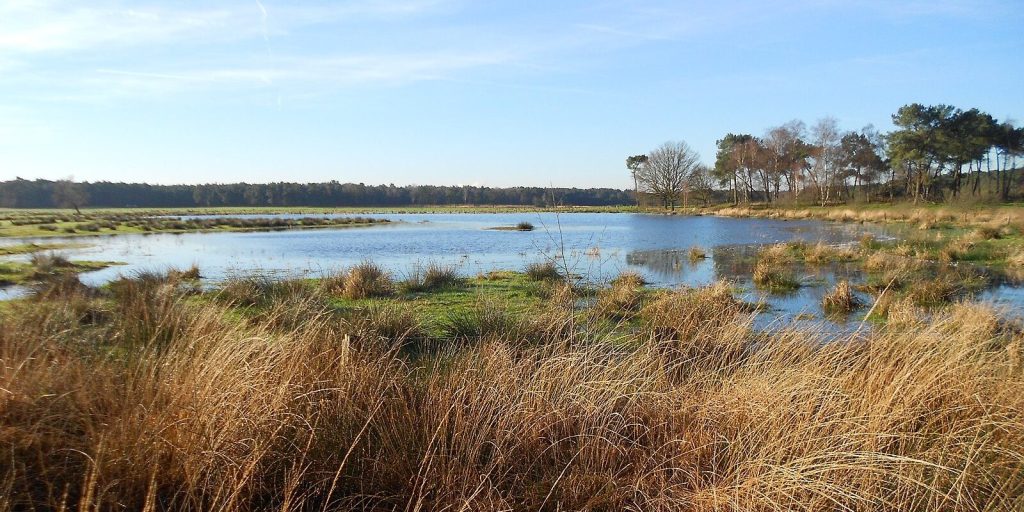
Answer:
688, 164, 714, 206
52, 178, 88, 214
809, 117, 842, 206
762, 120, 808, 203
636, 141, 701, 210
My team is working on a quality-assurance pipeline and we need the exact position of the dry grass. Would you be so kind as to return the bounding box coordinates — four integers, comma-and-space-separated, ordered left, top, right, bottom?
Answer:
822, 280, 861, 314
805, 241, 857, 264
712, 204, 1024, 234
752, 243, 801, 291
1008, 249, 1024, 268
2, 271, 1024, 511
524, 260, 562, 281
593, 271, 646, 320
687, 245, 707, 262
337, 261, 395, 299
400, 262, 465, 293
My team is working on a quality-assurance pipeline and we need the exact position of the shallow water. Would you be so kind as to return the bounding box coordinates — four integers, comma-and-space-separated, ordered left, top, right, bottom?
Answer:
2, 213, 1021, 327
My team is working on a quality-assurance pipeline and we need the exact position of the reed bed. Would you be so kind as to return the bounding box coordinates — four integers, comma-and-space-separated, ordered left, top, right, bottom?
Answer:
1, 269, 1023, 511
712, 204, 1024, 232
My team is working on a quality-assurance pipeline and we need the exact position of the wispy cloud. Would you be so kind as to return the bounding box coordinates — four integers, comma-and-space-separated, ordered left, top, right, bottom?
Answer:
6, 50, 515, 102
0, 0, 452, 54
0, 2, 240, 53
0, 0, 1017, 105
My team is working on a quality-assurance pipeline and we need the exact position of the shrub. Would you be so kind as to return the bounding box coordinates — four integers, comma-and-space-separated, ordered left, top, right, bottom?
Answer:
515, 221, 535, 231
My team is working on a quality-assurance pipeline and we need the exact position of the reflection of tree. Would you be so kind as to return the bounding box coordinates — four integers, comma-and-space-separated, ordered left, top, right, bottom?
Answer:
627, 246, 761, 282
626, 249, 688, 277
711, 245, 758, 281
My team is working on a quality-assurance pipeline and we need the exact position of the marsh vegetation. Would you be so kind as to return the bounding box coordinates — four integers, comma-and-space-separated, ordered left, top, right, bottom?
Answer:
2, 262, 1024, 510
0, 210, 387, 237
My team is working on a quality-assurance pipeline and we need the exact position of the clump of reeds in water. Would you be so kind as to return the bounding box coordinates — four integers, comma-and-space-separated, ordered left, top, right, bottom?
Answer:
804, 241, 857, 264
687, 246, 707, 262
28, 252, 73, 276
822, 280, 860, 314
752, 245, 800, 291
2, 266, 1024, 511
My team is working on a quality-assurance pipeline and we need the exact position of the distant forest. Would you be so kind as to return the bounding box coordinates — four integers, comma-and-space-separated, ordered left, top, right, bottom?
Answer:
0, 179, 635, 209
5, 104, 1023, 210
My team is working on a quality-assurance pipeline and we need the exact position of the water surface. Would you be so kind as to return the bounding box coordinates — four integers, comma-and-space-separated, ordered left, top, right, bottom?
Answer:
2, 213, 1020, 327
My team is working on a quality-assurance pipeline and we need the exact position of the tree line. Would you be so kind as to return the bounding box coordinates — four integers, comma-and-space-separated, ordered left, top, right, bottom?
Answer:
0, 179, 635, 209
628, 103, 1024, 208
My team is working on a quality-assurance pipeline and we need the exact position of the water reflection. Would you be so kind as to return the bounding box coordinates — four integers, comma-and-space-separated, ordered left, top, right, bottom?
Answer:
1, 213, 1021, 328
623, 242, 1024, 330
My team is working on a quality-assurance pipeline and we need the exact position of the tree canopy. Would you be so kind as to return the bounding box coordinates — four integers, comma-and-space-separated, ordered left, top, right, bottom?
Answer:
632, 102, 1023, 207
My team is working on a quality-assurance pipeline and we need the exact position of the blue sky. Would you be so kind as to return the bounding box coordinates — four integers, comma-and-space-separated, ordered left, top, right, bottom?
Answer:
0, 0, 1021, 188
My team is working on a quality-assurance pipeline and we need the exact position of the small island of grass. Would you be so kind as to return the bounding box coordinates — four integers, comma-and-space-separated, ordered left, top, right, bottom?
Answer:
487, 221, 535, 231
0, 253, 121, 287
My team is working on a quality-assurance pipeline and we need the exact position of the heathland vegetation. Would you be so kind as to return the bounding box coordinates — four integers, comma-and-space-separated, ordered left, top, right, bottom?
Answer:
3, 100, 1024, 510
2, 263, 1024, 510
0, 251, 116, 286
0, 210, 387, 238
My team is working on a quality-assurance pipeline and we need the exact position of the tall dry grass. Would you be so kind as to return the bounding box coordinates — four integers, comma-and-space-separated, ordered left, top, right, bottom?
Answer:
2, 270, 1023, 511
712, 204, 1024, 234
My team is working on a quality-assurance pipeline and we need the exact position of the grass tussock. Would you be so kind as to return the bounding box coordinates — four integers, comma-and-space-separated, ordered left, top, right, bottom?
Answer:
687, 245, 707, 262
804, 241, 857, 264
594, 271, 646, 320
524, 260, 562, 282
2, 269, 1024, 511
399, 262, 465, 293
752, 243, 801, 291
822, 280, 861, 314
337, 261, 395, 299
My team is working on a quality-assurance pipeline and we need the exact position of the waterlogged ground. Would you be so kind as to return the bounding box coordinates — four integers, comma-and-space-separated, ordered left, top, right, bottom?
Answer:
1, 212, 1022, 327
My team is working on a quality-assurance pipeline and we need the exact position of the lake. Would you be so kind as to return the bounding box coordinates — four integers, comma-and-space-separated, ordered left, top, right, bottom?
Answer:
2, 213, 1021, 327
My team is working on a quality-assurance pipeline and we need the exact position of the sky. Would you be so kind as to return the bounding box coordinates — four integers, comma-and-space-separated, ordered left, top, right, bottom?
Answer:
0, 0, 1021, 189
